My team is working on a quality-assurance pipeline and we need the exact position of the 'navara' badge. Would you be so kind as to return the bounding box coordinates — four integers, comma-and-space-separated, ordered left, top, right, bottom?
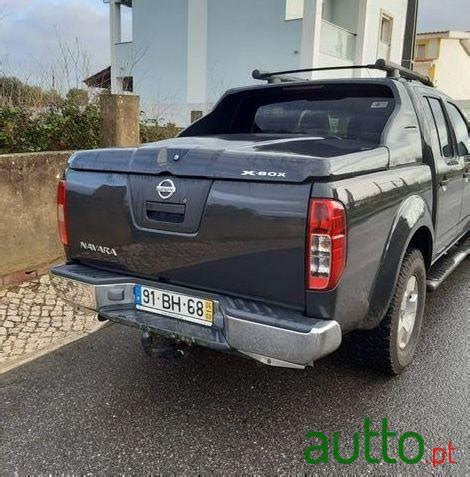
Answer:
156, 179, 176, 199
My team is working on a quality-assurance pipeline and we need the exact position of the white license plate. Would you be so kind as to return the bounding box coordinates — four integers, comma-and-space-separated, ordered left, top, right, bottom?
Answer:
134, 285, 214, 326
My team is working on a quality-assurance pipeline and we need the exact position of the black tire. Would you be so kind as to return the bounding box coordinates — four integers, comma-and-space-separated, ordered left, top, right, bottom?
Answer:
351, 249, 427, 375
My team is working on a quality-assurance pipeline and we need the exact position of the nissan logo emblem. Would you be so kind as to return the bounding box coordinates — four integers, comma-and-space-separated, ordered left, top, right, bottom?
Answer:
156, 179, 176, 199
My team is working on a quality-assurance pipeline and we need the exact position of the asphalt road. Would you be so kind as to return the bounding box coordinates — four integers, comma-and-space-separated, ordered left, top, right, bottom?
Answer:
1, 260, 468, 475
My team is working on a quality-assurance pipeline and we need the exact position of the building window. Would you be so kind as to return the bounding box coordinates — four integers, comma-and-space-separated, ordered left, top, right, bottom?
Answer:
118, 76, 133, 93
416, 43, 426, 58
191, 110, 203, 123
380, 15, 393, 44
285, 0, 304, 20
378, 13, 393, 60
120, 4, 133, 43
322, 0, 359, 33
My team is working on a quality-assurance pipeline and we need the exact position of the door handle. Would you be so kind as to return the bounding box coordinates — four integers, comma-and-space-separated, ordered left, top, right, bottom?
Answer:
439, 178, 449, 188
145, 201, 186, 223
464, 172, 470, 179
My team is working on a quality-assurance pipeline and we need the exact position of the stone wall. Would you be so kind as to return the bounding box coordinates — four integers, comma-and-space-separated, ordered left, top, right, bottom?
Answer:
100, 94, 140, 147
0, 151, 72, 286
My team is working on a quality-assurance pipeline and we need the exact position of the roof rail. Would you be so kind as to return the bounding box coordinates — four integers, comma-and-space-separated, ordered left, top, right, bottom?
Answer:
252, 58, 434, 87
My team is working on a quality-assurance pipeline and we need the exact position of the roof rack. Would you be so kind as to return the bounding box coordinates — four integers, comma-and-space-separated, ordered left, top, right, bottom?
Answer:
252, 58, 434, 87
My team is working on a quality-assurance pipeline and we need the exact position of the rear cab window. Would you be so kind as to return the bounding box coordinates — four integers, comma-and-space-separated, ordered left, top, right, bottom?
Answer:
229, 84, 395, 146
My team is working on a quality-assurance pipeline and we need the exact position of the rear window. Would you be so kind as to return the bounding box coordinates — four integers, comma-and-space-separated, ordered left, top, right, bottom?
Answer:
230, 84, 395, 144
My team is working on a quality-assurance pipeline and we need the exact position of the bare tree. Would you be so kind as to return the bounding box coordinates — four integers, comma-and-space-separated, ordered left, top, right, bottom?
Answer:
120, 44, 148, 77
54, 27, 92, 92
208, 62, 231, 101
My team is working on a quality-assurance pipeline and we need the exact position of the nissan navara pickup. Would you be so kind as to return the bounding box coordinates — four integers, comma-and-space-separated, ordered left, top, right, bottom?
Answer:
51, 60, 469, 375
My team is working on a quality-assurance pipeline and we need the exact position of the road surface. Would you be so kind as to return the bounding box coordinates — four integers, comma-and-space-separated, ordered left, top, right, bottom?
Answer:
1, 260, 468, 474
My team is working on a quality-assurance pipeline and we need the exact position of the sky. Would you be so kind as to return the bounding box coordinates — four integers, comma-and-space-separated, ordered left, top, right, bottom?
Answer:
0, 0, 114, 90
0, 0, 469, 90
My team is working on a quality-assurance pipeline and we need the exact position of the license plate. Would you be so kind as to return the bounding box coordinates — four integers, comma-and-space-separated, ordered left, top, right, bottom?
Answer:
134, 285, 214, 326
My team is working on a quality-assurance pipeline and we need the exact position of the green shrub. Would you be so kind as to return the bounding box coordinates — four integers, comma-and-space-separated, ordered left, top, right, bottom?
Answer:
0, 100, 101, 154
140, 121, 181, 143
0, 103, 181, 154
0, 77, 182, 154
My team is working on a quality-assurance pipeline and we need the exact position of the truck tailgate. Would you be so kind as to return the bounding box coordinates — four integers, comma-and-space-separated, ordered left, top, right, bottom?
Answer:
66, 170, 311, 308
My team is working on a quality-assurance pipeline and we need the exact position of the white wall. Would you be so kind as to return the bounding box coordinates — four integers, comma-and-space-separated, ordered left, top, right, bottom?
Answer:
115, 41, 134, 78
427, 39, 439, 58
316, 0, 408, 79
187, 0, 208, 105
457, 100, 470, 119
359, 0, 407, 69
206, 0, 303, 102
130, 0, 303, 124
434, 39, 470, 100
131, 0, 189, 123
119, 0, 410, 125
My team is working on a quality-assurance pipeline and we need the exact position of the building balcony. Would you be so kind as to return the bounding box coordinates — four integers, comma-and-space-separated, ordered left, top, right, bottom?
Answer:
320, 20, 356, 62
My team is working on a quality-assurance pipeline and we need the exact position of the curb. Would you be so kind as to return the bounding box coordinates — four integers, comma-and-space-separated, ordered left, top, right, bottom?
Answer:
0, 259, 64, 289
0, 321, 111, 375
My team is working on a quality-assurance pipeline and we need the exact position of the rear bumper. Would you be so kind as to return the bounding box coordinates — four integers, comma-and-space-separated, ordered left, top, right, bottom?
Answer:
50, 264, 341, 368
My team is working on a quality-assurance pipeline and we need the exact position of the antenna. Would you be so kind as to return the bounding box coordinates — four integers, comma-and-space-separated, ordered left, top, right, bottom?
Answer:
252, 59, 434, 87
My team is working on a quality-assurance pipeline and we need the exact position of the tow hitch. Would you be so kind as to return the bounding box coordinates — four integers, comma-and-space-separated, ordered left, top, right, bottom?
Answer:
141, 331, 188, 360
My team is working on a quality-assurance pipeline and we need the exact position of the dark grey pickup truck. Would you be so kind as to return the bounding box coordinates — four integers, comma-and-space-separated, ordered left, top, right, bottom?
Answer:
51, 60, 469, 375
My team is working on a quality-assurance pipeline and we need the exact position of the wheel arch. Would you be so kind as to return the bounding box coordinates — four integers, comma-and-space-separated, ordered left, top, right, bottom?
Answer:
361, 194, 434, 329
407, 225, 433, 270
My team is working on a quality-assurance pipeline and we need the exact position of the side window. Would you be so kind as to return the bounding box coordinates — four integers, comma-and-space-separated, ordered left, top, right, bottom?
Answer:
426, 97, 452, 158
416, 44, 426, 59
285, 0, 304, 20
378, 13, 393, 60
446, 103, 469, 156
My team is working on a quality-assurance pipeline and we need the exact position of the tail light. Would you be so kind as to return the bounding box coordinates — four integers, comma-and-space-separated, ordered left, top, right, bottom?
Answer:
307, 199, 346, 291
57, 180, 69, 246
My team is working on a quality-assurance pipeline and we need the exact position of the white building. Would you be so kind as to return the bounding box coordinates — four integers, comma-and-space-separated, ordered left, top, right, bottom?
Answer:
100, 0, 416, 125
413, 31, 470, 118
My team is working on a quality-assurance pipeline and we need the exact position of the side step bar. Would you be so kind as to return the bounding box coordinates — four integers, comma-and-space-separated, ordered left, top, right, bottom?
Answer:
427, 236, 469, 291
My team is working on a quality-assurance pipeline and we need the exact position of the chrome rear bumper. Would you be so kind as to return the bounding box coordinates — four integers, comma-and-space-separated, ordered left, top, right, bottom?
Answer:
50, 264, 342, 369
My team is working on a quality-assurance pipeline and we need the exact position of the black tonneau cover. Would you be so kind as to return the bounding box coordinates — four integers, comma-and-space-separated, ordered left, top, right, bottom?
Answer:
68, 136, 389, 182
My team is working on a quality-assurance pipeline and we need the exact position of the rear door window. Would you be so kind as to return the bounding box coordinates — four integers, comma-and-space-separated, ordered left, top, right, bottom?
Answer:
426, 97, 453, 158
446, 102, 469, 156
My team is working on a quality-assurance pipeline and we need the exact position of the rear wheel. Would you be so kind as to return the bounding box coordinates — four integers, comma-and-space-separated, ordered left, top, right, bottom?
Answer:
352, 249, 427, 375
